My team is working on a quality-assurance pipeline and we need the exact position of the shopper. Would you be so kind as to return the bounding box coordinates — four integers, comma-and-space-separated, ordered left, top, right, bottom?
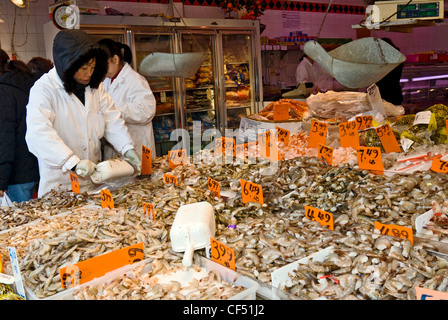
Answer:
295, 54, 346, 94
375, 38, 404, 106
27, 57, 54, 81
0, 50, 40, 203
98, 38, 157, 159
26, 29, 141, 197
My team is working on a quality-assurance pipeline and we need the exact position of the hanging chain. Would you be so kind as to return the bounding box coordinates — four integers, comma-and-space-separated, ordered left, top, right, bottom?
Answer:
316, 0, 334, 40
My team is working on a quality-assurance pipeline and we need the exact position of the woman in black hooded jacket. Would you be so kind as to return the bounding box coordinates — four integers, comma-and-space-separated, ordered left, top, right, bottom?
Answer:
0, 50, 40, 203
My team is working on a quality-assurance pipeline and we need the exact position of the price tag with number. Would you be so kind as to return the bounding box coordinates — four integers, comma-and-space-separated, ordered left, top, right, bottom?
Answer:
143, 202, 156, 221
208, 177, 221, 198
276, 127, 290, 144
258, 130, 281, 161
375, 123, 401, 153
235, 141, 257, 159
318, 144, 333, 166
69, 172, 80, 194
168, 149, 188, 169
100, 189, 114, 209
141, 145, 152, 175
338, 121, 359, 149
430, 157, 448, 173
214, 137, 235, 156
273, 103, 289, 121
240, 179, 264, 205
308, 120, 328, 148
60, 242, 144, 289
163, 173, 178, 186
415, 287, 448, 300
374, 221, 413, 244
357, 146, 384, 172
304, 205, 334, 230
355, 115, 373, 131
210, 237, 235, 270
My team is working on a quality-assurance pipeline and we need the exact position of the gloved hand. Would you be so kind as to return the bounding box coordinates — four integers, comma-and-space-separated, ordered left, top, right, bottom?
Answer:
75, 159, 97, 177
124, 149, 142, 174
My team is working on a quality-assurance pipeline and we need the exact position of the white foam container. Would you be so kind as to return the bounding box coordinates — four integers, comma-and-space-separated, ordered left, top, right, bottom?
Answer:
28, 257, 258, 300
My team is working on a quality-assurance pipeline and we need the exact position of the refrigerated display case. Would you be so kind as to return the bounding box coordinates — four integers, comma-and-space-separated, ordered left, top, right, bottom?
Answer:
75, 15, 263, 156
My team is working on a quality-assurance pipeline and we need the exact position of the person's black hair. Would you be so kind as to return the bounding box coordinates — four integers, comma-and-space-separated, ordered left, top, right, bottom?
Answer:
0, 49, 31, 75
27, 57, 54, 80
98, 38, 133, 65
62, 47, 108, 94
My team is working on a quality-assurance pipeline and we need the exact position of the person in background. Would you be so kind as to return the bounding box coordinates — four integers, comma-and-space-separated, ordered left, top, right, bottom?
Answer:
26, 29, 141, 197
0, 50, 40, 203
375, 38, 404, 106
27, 57, 54, 81
295, 54, 347, 94
98, 38, 156, 159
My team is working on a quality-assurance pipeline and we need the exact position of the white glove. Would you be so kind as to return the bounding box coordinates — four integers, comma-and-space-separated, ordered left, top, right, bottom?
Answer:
124, 149, 142, 174
75, 159, 97, 177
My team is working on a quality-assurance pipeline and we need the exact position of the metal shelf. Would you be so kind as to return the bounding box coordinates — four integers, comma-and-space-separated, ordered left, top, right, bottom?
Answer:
351, 18, 439, 33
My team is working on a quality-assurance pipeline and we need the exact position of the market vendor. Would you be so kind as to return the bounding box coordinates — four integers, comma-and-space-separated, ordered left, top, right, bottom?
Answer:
25, 29, 141, 197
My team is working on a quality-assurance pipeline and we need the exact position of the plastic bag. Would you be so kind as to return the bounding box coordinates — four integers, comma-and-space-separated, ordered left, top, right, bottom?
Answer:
139, 52, 207, 78
0, 193, 13, 207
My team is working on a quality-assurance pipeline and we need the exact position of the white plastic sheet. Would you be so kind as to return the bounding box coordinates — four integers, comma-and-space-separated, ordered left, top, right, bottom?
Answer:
139, 52, 207, 78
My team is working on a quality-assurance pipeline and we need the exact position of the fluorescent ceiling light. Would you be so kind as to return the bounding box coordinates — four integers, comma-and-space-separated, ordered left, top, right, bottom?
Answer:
10, 0, 26, 8
412, 75, 448, 81
400, 79, 409, 83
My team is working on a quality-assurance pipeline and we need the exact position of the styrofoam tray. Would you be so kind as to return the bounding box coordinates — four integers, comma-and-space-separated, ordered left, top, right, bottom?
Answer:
31, 257, 258, 300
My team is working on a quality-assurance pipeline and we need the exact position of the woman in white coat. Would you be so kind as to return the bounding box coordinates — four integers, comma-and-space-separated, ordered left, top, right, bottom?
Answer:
26, 29, 141, 197
98, 39, 156, 159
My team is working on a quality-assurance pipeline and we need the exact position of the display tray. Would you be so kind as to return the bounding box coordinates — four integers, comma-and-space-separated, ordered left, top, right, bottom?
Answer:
25, 257, 259, 300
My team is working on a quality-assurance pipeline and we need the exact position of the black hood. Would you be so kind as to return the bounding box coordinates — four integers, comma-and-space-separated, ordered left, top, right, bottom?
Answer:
0, 69, 34, 94
52, 29, 108, 93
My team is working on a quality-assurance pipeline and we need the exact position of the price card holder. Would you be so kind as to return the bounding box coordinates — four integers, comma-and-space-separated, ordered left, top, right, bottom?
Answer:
367, 84, 386, 116
210, 237, 236, 270
143, 202, 156, 221
163, 173, 178, 186
375, 123, 401, 153
338, 121, 359, 149
374, 221, 413, 244
276, 127, 290, 145
430, 157, 448, 173
69, 172, 80, 194
168, 149, 187, 169
141, 145, 152, 175
357, 146, 384, 173
8, 247, 25, 299
100, 189, 114, 209
214, 137, 235, 156
208, 177, 221, 198
318, 144, 333, 166
415, 287, 448, 300
308, 120, 328, 148
304, 205, 334, 230
273, 103, 289, 121
355, 115, 373, 131
240, 179, 264, 205
60, 243, 145, 289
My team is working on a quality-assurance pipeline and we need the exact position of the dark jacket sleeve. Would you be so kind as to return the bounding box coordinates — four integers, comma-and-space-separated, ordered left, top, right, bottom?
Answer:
0, 88, 16, 190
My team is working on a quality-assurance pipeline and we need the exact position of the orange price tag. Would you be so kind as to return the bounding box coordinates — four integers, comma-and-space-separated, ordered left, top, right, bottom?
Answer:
143, 202, 156, 221
60, 242, 144, 289
375, 124, 401, 153
100, 189, 114, 209
273, 103, 289, 121
214, 137, 235, 156
208, 177, 221, 198
357, 146, 384, 172
430, 157, 448, 173
374, 221, 413, 244
308, 120, 328, 148
415, 287, 448, 300
304, 205, 334, 230
163, 173, 178, 186
168, 149, 188, 169
235, 141, 257, 159
275, 127, 290, 145
69, 172, 80, 194
355, 115, 373, 131
318, 144, 333, 166
141, 145, 152, 175
240, 179, 264, 205
257, 129, 281, 161
210, 237, 235, 270
338, 121, 359, 149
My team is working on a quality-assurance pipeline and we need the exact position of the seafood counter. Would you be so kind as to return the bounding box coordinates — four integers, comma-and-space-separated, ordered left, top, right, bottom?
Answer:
2, 100, 448, 300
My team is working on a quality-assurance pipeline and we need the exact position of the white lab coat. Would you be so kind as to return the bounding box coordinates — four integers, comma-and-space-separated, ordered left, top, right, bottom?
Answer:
103, 63, 156, 159
26, 67, 135, 197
